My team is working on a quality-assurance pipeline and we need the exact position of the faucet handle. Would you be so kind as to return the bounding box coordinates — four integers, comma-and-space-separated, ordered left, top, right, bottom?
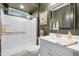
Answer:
56, 34, 62, 38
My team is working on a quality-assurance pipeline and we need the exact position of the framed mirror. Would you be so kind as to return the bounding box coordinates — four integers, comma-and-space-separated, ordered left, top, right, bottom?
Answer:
49, 3, 78, 31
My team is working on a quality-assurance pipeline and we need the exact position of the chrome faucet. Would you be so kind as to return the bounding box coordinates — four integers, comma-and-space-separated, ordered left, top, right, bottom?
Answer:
56, 31, 61, 38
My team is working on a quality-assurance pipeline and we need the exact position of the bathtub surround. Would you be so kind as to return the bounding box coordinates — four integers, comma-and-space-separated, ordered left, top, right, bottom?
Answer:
1, 9, 39, 56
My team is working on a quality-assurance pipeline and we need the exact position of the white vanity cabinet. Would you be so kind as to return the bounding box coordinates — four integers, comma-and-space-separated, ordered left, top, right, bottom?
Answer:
40, 46, 61, 56
40, 36, 79, 56
40, 41, 61, 56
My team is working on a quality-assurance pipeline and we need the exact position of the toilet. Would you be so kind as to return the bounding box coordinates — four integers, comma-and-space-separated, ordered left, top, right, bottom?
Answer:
27, 45, 40, 56
10, 45, 40, 56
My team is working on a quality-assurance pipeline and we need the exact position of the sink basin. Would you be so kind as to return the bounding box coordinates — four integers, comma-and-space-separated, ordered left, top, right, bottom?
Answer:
57, 38, 77, 44
57, 39, 79, 51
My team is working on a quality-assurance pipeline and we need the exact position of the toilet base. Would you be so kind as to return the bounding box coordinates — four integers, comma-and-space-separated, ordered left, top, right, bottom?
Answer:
11, 45, 40, 56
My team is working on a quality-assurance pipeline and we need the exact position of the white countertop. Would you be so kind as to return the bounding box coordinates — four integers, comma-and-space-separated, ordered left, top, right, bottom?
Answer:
39, 35, 79, 51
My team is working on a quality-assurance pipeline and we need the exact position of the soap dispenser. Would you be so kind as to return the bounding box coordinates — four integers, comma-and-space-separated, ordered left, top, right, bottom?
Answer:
67, 31, 72, 40
65, 31, 73, 44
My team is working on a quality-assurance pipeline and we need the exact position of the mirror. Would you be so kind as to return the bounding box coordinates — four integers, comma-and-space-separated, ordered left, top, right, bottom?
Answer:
49, 3, 78, 31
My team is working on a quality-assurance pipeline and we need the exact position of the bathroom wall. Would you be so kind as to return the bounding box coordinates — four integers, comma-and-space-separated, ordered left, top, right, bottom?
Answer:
32, 3, 50, 36
77, 4, 79, 29
0, 9, 2, 56
0, 9, 2, 38
50, 30, 79, 35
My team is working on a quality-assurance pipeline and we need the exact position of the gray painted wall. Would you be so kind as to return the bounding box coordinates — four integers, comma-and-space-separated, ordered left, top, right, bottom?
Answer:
32, 3, 50, 36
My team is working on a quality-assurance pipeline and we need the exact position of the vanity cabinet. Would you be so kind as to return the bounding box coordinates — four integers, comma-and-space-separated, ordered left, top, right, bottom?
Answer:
40, 46, 60, 56
40, 38, 79, 56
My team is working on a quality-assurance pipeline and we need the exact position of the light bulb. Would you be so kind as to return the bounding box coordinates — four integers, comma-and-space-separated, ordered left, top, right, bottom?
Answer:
20, 5, 24, 9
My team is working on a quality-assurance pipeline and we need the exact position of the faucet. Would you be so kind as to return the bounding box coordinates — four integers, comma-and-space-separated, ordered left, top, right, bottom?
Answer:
56, 31, 61, 38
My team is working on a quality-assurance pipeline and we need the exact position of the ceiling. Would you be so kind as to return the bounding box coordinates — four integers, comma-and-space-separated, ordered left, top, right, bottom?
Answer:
40, 3, 49, 12
0, 3, 39, 14
0, 3, 55, 14
8, 3, 50, 13
8, 3, 38, 14
0, 3, 38, 14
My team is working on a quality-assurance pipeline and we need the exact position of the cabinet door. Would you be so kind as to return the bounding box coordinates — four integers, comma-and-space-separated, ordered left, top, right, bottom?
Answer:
40, 46, 61, 56
49, 50, 61, 56
40, 38, 74, 56
40, 46, 50, 56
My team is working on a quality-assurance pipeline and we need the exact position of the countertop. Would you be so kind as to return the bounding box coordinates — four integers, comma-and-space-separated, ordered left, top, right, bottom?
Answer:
39, 35, 79, 51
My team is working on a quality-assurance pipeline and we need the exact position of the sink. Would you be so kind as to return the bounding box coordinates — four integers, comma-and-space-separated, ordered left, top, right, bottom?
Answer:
40, 35, 79, 51
49, 35, 78, 47
57, 38, 77, 44
57, 39, 79, 51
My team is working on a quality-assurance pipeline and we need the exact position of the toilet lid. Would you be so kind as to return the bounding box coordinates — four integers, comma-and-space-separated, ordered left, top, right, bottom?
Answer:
28, 45, 40, 52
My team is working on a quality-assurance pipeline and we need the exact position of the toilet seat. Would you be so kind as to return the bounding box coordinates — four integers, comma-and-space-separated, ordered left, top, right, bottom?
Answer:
3, 45, 40, 56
